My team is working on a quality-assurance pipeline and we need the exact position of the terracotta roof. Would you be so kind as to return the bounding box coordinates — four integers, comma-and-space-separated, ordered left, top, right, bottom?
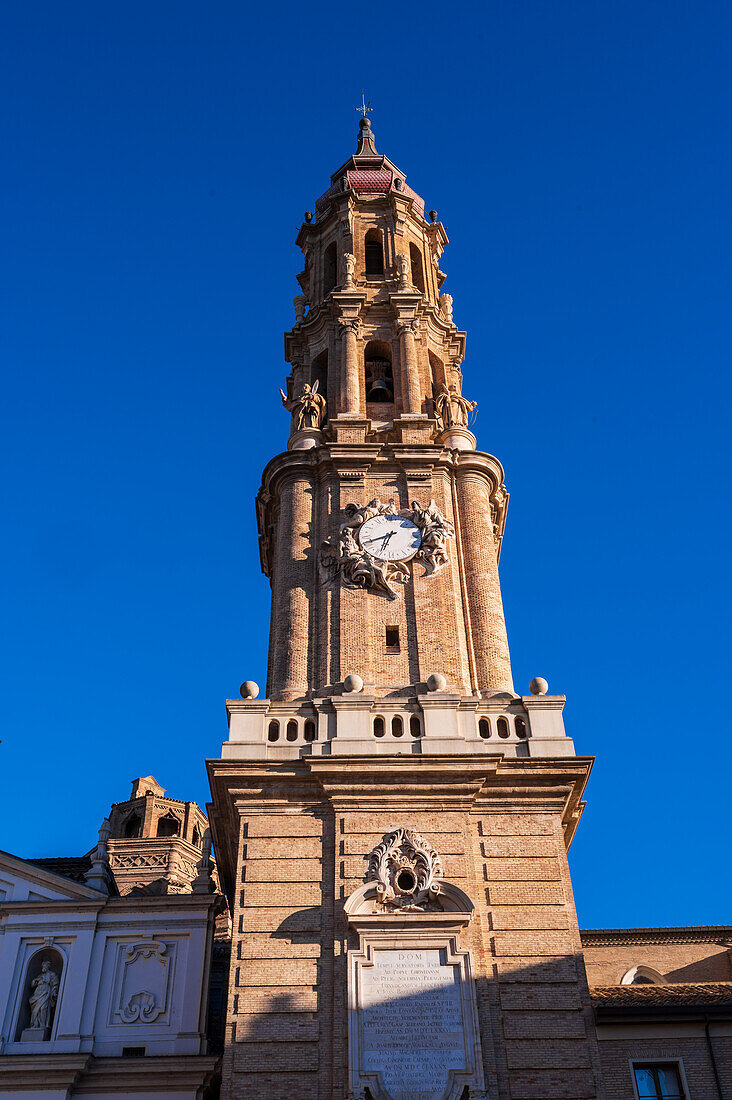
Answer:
27, 855, 92, 884
592, 983, 732, 1010
313, 121, 426, 220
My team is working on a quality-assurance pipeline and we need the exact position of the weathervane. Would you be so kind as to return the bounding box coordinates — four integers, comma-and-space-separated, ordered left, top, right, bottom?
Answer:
355, 93, 373, 119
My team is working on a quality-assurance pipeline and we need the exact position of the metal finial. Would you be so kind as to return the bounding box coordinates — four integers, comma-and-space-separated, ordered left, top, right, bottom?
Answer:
355, 93, 373, 119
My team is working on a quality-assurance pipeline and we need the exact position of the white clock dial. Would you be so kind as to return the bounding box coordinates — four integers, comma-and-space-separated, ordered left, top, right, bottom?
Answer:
358, 514, 422, 562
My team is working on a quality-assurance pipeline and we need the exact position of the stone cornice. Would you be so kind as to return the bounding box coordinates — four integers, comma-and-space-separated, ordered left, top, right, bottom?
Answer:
207, 755, 593, 873
0, 1053, 90, 1090
581, 926, 732, 947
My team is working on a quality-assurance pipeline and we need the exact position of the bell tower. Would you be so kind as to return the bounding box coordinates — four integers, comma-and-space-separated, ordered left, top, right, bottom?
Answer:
260, 115, 518, 712
208, 118, 601, 1100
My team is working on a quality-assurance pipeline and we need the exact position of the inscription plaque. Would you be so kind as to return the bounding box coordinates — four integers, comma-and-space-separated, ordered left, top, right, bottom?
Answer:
345, 834, 487, 1100
360, 948, 466, 1100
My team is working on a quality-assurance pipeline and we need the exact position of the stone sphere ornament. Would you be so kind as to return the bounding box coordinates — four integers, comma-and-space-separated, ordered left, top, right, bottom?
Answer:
529, 677, 549, 696
240, 681, 260, 699
343, 673, 364, 694
427, 673, 447, 692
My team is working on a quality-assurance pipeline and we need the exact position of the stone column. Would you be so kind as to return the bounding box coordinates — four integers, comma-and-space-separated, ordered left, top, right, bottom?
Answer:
339, 318, 361, 414
398, 320, 422, 414
455, 468, 513, 694
267, 466, 314, 700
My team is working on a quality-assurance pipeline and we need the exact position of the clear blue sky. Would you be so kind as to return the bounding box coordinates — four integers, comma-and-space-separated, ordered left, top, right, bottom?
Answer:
2, 1, 730, 929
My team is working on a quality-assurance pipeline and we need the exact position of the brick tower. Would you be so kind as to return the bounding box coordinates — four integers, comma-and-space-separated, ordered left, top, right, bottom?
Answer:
208, 118, 602, 1100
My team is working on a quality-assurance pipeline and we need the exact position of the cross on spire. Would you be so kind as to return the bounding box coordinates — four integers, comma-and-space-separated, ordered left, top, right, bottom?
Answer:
354, 93, 373, 119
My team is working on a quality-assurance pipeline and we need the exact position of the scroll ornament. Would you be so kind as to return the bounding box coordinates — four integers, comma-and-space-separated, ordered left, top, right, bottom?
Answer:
366, 827, 444, 911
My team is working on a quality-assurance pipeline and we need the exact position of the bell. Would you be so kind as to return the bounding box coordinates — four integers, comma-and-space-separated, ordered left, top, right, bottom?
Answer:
367, 377, 392, 401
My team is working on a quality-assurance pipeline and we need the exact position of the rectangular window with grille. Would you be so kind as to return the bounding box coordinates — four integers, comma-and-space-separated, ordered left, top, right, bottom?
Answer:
633, 1063, 686, 1100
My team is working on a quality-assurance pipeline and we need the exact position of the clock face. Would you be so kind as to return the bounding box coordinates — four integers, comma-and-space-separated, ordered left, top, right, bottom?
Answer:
358, 514, 422, 562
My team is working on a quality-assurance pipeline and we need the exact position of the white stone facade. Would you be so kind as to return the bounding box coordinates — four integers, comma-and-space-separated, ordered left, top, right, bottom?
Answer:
221, 690, 575, 760
0, 852, 218, 1098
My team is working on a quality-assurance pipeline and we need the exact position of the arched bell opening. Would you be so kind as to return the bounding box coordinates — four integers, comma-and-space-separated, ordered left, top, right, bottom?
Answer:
364, 229, 384, 276
123, 812, 142, 838
156, 812, 180, 838
410, 242, 425, 293
364, 341, 394, 404
311, 348, 328, 405
323, 242, 338, 296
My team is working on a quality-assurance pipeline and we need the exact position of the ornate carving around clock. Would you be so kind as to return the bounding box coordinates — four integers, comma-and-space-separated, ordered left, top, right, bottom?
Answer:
320, 497, 455, 599
410, 498, 455, 576
320, 499, 410, 600
366, 827, 444, 911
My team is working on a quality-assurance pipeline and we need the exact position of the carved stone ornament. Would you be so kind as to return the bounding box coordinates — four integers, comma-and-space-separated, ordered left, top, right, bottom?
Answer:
396, 253, 410, 290
115, 940, 170, 1026
439, 292, 453, 321
320, 498, 454, 599
293, 294, 307, 323
367, 827, 444, 911
120, 990, 159, 1023
343, 252, 356, 288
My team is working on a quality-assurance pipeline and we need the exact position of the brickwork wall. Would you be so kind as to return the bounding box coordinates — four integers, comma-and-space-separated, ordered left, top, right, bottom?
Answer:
222, 808, 330, 1100
267, 470, 315, 700
265, 457, 510, 700
220, 766, 606, 1100
583, 940, 732, 986
469, 810, 603, 1099
456, 469, 514, 693
595, 1034, 732, 1099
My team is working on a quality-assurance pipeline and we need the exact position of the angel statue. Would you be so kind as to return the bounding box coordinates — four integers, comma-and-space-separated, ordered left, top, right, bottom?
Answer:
434, 383, 477, 430
410, 499, 455, 576
279, 380, 326, 432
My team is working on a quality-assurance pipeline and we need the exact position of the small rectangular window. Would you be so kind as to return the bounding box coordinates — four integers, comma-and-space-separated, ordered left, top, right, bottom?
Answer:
122, 1046, 147, 1058
385, 626, 399, 648
633, 1063, 685, 1100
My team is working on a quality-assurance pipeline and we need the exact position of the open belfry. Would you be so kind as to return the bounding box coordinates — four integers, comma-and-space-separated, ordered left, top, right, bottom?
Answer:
207, 114, 600, 1100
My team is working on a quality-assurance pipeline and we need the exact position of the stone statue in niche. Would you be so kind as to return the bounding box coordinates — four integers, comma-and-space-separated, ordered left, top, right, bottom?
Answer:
28, 961, 60, 1033
280, 380, 326, 432
439, 292, 453, 321
343, 252, 356, 288
409, 498, 455, 576
367, 827, 444, 911
434, 383, 477, 430
396, 253, 411, 290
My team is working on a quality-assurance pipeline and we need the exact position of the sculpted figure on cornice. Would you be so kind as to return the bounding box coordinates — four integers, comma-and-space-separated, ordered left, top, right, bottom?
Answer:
435, 383, 477, 430
279, 380, 326, 432
410, 499, 455, 576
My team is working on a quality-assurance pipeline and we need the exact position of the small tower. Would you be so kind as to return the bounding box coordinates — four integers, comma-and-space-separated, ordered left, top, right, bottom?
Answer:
106, 776, 210, 895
